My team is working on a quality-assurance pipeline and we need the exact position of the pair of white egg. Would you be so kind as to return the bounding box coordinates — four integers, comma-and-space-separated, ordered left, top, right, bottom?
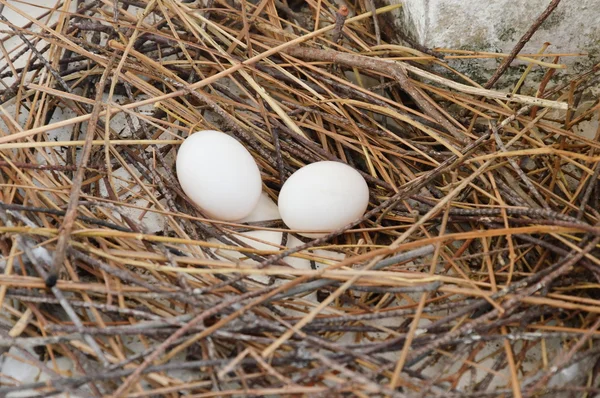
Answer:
176, 130, 370, 237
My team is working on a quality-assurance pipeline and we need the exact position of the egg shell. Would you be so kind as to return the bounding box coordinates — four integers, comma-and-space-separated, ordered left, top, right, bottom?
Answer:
207, 194, 345, 297
239, 192, 280, 223
278, 161, 369, 237
176, 130, 262, 221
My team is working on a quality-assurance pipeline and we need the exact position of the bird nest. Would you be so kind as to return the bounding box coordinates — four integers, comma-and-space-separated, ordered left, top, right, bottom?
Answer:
0, 0, 599, 397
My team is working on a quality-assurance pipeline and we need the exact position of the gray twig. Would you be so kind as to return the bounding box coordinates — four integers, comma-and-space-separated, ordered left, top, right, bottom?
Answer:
269, 244, 435, 301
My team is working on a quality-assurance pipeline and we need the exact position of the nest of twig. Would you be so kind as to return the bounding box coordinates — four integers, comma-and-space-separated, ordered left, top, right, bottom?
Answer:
0, 0, 599, 397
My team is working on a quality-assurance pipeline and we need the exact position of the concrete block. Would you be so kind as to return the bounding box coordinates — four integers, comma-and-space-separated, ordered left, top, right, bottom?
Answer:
387, 0, 600, 86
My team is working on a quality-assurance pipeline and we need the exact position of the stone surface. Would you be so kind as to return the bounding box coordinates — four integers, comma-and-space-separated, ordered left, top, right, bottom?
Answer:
388, 0, 599, 86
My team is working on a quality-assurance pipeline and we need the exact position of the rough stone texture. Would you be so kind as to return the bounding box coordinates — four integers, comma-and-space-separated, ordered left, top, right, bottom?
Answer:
387, 0, 600, 87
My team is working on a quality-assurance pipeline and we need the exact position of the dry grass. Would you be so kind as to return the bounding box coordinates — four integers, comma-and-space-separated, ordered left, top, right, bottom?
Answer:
0, 0, 599, 396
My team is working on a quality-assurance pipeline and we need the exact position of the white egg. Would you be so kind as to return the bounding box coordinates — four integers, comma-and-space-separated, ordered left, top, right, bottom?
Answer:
176, 130, 262, 221
278, 161, 369, 238
239, 192, 280, 223
207, 194, 346, 293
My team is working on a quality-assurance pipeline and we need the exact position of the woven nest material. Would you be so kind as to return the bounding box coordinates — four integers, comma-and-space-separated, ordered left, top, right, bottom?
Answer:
0, 0, 599, 397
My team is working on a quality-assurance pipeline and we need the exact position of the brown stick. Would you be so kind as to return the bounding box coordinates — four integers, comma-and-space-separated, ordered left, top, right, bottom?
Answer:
0, 160, 103, 172
332, 6, 349, 44
484, 0, 562, 89
284, 46, 468, 143
47, 56, 116, 287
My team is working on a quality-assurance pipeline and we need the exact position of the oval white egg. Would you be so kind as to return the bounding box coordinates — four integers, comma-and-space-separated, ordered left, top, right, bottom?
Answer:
278, 161, 369, 237
207, 193, 346, 304
176, 130, 262, 221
